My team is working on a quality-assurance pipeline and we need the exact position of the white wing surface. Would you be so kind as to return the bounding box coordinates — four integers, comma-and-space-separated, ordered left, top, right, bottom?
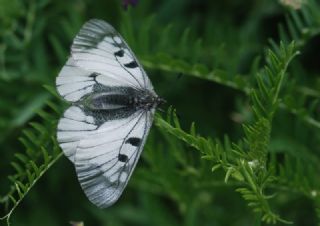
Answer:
57, 107, 154, 207
75, 110, 153, 207
71, 19, 153, 91
56, 19, 157, 208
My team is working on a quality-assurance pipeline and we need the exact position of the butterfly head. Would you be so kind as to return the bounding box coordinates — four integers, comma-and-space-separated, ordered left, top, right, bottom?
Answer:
155, 96, 166, 106
133, 91, 165, 110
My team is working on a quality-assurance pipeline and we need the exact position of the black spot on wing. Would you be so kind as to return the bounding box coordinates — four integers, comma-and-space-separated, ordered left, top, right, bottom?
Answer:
118, 154, 128, 162
89, 72, 99, 78
124, 61, 138, 68
125, 137, 141, 147
114, 49, 124, 57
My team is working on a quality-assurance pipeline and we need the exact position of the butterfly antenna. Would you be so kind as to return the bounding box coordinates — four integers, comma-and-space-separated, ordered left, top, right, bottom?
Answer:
169, 72, 184, 93
157, 73, 183, 114
162, 72, 184, 103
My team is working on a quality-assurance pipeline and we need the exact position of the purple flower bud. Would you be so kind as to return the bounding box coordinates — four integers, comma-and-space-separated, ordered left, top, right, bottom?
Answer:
122, 0, 139, 10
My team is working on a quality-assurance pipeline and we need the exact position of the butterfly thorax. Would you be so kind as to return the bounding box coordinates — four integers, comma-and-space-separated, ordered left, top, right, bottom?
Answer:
129, 92, 164, 110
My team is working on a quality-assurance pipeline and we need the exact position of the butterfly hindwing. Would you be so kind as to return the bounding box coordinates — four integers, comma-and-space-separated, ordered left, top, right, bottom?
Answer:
74, 110, 153, 208
57, 105, 97, 162
57, 105, 154, 207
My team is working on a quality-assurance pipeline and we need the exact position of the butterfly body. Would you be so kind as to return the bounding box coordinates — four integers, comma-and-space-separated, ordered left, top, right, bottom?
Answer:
81, 87, 162, 111
56, 19, 162, 208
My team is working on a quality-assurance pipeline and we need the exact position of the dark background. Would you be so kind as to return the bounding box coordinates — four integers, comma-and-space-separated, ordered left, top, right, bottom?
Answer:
1, 0, 320, 225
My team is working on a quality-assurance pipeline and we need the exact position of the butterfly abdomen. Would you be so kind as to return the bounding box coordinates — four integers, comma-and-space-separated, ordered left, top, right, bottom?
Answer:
88, 92, 131, 110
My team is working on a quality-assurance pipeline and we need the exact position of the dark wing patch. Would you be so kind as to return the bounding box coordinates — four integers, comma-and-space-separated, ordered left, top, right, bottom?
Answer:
125, 137, 141, 147
114, 49, 124, 57
118, 154, 128, 162
124, 61, 138, 68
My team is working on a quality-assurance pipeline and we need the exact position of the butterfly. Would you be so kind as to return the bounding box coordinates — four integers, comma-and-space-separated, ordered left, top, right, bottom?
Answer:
56, 19, 164, 208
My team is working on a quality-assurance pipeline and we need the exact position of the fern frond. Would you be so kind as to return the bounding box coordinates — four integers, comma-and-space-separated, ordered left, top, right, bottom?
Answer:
141, 53, 248, 92
157, 110, 230, 164
279, 0, 320, 48
0, 96, 63, 225
155, 107, 292, 224
156, 41, 299, 224
132, 7, 320, 132
278, 155, 320, 198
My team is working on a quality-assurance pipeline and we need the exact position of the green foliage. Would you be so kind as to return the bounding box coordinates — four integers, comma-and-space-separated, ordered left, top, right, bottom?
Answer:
1, 0, 320, 226
0, 96, 63, 225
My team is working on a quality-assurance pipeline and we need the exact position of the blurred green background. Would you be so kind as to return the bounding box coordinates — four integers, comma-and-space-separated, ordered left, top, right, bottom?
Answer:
1, 0, 320, 225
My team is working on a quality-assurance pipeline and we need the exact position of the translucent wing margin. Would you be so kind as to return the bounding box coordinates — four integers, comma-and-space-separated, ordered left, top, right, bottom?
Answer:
74, 110, 154, 208
56, 58, 96, 102
71, 19, 154, 90
57, 105, 97, 162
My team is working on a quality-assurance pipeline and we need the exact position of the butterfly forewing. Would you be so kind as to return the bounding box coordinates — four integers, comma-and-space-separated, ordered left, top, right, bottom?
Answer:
56, 19, 158, 208
71, 19, 153, 91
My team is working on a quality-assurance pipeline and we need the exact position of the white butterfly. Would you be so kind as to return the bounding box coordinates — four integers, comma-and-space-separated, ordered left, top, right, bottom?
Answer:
56, 19, 164, 208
